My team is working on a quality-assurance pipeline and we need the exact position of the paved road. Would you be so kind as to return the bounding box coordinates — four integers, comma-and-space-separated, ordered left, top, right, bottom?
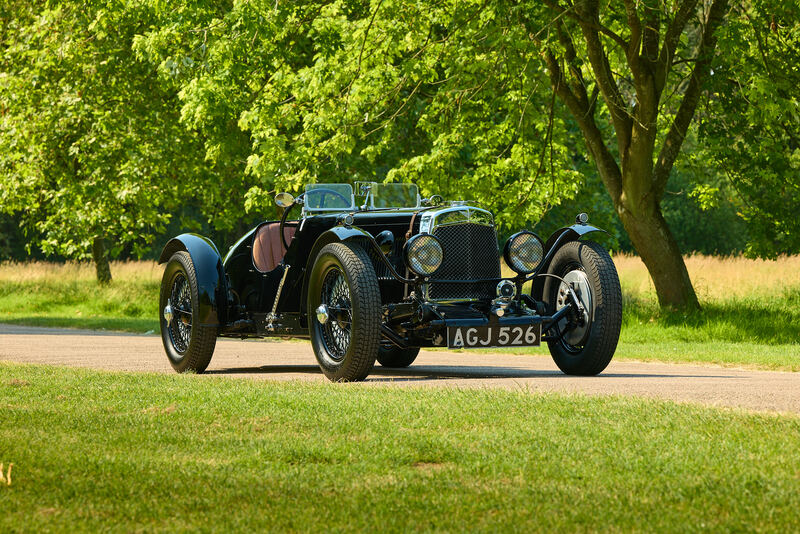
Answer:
2, 324, 799, 415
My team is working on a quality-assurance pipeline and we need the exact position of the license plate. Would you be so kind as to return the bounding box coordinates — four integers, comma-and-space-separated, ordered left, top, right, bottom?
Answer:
447, 324, 541, 349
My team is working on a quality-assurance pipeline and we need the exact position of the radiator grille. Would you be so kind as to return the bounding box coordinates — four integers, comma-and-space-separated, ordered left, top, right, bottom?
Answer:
428, 223, 500, 300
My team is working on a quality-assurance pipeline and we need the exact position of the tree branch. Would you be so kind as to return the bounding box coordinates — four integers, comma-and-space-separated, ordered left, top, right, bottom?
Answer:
622, 0, 643, 61
656, 0, 699, 92
543, 0, 629, 49
575, 0, 633, 153
556, 20, 590, 109
543, 47, 622, 200
652, 0, 729, 200
641, 0, 661, 62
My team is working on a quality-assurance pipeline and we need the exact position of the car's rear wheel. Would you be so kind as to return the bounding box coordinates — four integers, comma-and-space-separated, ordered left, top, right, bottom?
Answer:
159, 251, 217, 373
308, 243, 380, 381
376, 345, 419, 368
542, 240, 621, 376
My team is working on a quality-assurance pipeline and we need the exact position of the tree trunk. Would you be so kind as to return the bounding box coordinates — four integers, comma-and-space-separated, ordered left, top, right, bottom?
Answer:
92, 236, 112, 285
616, 200, 699, 309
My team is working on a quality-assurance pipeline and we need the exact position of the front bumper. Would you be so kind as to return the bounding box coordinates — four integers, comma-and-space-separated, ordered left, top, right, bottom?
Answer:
390, 300, 574, 348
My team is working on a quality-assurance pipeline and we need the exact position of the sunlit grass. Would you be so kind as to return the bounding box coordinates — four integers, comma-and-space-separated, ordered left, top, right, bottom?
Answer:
614, 253, 800, 301
0, 261, 160, 332
2, 363, 800, 532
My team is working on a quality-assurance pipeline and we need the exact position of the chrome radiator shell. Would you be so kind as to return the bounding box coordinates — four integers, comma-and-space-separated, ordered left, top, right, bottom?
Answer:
418, 206, 501, 301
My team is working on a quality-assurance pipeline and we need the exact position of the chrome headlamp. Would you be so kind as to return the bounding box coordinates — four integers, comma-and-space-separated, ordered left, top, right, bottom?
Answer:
404, 234, 443, 276
504, 231, 544, 274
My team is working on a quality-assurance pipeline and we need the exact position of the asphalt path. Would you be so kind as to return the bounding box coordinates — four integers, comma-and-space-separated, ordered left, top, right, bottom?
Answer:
2, 324, 799, 415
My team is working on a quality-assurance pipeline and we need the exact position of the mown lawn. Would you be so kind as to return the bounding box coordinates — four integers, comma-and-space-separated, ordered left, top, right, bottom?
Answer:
1, 255, 799, 370
1, 363, 799, 532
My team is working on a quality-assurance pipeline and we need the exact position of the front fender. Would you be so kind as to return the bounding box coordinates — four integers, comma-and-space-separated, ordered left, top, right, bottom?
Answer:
542, 222, 606, 253
300, 225, 380, 315
159, 233, 227, 327
531, 223, 607, 300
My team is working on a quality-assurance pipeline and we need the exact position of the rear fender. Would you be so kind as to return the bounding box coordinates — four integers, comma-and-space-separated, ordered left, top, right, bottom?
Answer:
159, 233, 227, 327
531, 223, 606, 301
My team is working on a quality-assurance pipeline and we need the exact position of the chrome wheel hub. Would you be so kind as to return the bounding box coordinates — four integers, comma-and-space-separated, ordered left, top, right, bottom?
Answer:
163, 303, 174, 323
556, 269, 592, 347
316, 304, 330, 325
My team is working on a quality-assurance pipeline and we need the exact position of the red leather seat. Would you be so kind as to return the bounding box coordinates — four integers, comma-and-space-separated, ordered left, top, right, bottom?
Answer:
252, 222, 297, 272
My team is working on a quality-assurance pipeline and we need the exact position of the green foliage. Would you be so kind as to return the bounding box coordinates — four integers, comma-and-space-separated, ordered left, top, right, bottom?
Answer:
0, 1, 210, 263
699, 1, 800, 257
133, 1, 585, 236
1, 0, 798, 269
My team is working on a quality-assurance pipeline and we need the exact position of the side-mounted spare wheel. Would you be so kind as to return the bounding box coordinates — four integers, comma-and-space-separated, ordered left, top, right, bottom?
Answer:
308, 242, 381, 382
160, 251, 218, 373
542, 240, 622, 376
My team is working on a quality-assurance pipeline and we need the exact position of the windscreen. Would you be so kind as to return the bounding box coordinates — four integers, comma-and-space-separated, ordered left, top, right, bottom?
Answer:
371, 183, 419, 208
304, 183, 354, 212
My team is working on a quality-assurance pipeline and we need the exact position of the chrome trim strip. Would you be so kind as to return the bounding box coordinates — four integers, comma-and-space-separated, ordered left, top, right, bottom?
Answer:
419, 206, 494, 234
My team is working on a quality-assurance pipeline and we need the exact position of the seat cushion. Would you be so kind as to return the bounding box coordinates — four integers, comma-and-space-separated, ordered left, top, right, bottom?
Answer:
252, 222, 297, 272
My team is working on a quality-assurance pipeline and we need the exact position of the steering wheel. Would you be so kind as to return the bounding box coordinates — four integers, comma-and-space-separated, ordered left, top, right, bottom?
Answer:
304, 187, 350, 208
278, 188, 352, 251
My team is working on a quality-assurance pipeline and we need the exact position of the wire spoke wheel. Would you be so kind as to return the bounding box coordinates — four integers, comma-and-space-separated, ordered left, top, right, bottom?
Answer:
159, 251, 217, 374
319, 267, 352, 361
167, 273, 193, 353
308, 243, 380, 382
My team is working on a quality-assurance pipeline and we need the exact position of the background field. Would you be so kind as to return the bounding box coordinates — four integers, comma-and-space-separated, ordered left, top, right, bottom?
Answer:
1, 254, 798, 370
2, 362, 799, 532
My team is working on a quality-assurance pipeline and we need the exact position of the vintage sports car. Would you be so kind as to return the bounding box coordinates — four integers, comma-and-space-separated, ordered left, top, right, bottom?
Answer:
158, 182, 622, 381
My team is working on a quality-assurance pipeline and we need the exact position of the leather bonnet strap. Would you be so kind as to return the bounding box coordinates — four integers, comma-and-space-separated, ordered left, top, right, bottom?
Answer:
405, 211, 420, 240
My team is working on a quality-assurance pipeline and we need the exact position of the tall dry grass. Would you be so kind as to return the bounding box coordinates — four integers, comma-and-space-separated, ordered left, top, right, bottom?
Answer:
613, 253, 800, 301
4, 256, 799, 300
0, 261, 162, 284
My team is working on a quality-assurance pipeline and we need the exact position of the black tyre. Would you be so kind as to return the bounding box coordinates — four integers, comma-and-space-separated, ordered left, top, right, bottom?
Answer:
542, 240, 621, 376
376, 345, 420, 368
307, 243, 381, 381
159, 251, 217, 373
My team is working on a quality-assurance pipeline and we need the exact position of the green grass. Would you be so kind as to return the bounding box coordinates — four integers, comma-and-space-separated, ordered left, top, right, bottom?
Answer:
494, 288, 800, 371
0, 262, 158, 333
1, 363, 799, 532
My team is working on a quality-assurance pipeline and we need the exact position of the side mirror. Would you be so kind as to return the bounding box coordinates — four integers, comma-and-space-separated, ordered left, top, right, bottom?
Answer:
275, 192, 295, 208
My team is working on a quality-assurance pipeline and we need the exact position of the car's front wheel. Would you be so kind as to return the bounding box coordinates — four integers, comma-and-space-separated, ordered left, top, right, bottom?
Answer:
307, 243, 381, 381
159, 251, 217, 373
542, 240, 621, 376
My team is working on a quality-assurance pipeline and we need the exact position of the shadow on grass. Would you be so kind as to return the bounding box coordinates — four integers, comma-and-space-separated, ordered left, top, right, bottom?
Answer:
205, 364, 737, 381
623, 290, 800, 345
0, 316, 157, 334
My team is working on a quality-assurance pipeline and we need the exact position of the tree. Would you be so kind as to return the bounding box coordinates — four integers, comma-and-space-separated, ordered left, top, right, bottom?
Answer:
698, 0, 800, 257
0, 1, 208, 282
535, 0, 737, 309
135, 1, 587, 241
128, 0, 798, 308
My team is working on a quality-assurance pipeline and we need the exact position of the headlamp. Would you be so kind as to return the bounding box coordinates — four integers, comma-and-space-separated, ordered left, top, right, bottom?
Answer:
404, 234, 443, 276
504, 231, 544, 274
